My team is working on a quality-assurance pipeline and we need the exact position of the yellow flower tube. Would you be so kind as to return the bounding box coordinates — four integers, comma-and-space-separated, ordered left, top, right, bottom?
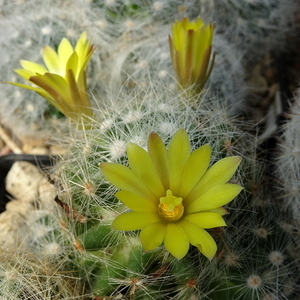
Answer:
169, 17, 215, 95
100, 129, 242, 260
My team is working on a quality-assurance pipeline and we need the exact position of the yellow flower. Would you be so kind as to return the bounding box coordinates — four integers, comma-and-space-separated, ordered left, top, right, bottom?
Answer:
7, 32, 95, 125
169, 17, 215, 94
100, 129, 242, 260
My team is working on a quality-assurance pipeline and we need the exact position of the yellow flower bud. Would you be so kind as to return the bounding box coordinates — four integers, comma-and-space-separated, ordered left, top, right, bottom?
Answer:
169, 17, 215, 95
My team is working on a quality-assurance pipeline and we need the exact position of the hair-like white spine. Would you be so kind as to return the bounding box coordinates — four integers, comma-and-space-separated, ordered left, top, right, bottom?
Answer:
275, 90, 300, 215
0, 1, 300, 298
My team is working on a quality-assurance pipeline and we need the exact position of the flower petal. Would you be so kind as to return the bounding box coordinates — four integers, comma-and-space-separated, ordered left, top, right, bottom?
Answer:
207, 207, 228, 216
164, 223, 189, 259
180, 144, 211, 198
100, 163, 157, 203
179, 219, 217, 260
184, 212, 226, 228
185, 156, 242, 205
116, 191, 157, 212
66, 69, 91, 118
66, 52, 79, 80
112, 212, 160, 231
30, 73, 71, 106
42, 45, 60, 74
75, 31, 88, 65
168, 128, 191, 195
14, 69, 38, 81
148, 132, 170, 190
127, 143, 165, 198
139, 223, 166, 251
5, 81, 39, 91
75, 31, 87, 53
75, 31, 94, 75
58, 37, 74, 67
186, 183, 243, 214
19, 60, 48, 75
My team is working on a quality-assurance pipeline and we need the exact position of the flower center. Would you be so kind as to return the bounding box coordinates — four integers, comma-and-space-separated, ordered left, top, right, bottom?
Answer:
158, 190, 184, 222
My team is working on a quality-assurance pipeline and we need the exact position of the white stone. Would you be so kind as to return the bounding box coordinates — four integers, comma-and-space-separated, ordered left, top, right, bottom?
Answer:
38, 177, 57, 212
6, 161, 45, 202
5, 200, 33, 216
1, 161, 58, 252
0, 210, 28, 250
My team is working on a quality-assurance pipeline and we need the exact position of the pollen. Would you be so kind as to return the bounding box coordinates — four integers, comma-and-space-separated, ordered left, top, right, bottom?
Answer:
158, 190, 184, 222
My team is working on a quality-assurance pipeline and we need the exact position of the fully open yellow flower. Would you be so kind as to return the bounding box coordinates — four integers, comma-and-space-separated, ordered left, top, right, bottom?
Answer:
100, 129, 242, 260
7, 32, 95, 125
169, 17, 215, 94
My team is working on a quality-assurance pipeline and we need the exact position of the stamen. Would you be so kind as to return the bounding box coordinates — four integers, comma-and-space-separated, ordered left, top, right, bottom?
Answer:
158, 190, 184, 222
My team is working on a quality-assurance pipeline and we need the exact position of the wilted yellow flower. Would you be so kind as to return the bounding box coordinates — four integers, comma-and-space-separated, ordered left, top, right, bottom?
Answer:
169, 17, 215, 94
7, 32, 95, 125
100, 129, 242, 260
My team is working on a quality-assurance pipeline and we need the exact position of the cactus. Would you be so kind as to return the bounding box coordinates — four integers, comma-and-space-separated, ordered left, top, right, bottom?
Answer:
1, 1, 300, 299
192, 0, 298, 66
35, 79, 296, 299
275, 89, 300, 277
2, 0, 298, 132
0, 223, 84, 299
275, 91, 300, 212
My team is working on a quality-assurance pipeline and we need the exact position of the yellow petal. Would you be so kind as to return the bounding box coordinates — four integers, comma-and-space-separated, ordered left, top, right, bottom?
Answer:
75, 31, 92, 73
42, 45, 60, 74
168, 35, 175, 69
112, 212, 160, 231
14, 68, 37, 81
179, 29, 188, 80
30, 73, 70, 105
207, 207, 228, 216
195, 17, 205, 28
66, 69, 83, 109
77, 43, 95, 76
148, 132, 170, 190
116, 191, 157, 212
185, 156, 242, 205
76, 69, 92, 111
184, 30, 194, 82
181, 17, 189, 30
29, 74, 75, 118
164, 223, 189, 259
196, 44, 211, 83
58, 37, 74, 67
168, 128, 191, 195
184, 212, 226, 228
127, 143, 165, 198
66, 52, 79, 80
75, 31, 87, 58
186, 184, 243, 214
180, 144, 211, 198
139, 223, 166, 251
6, 81, 57, 107
171, 19, 181, 50
173, 49, 182, 85
100, 163, 157, 202
179, 219, 217, 260
5, 81, 42, 93
19, 60, 48, 75
193, 27, 211, 78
